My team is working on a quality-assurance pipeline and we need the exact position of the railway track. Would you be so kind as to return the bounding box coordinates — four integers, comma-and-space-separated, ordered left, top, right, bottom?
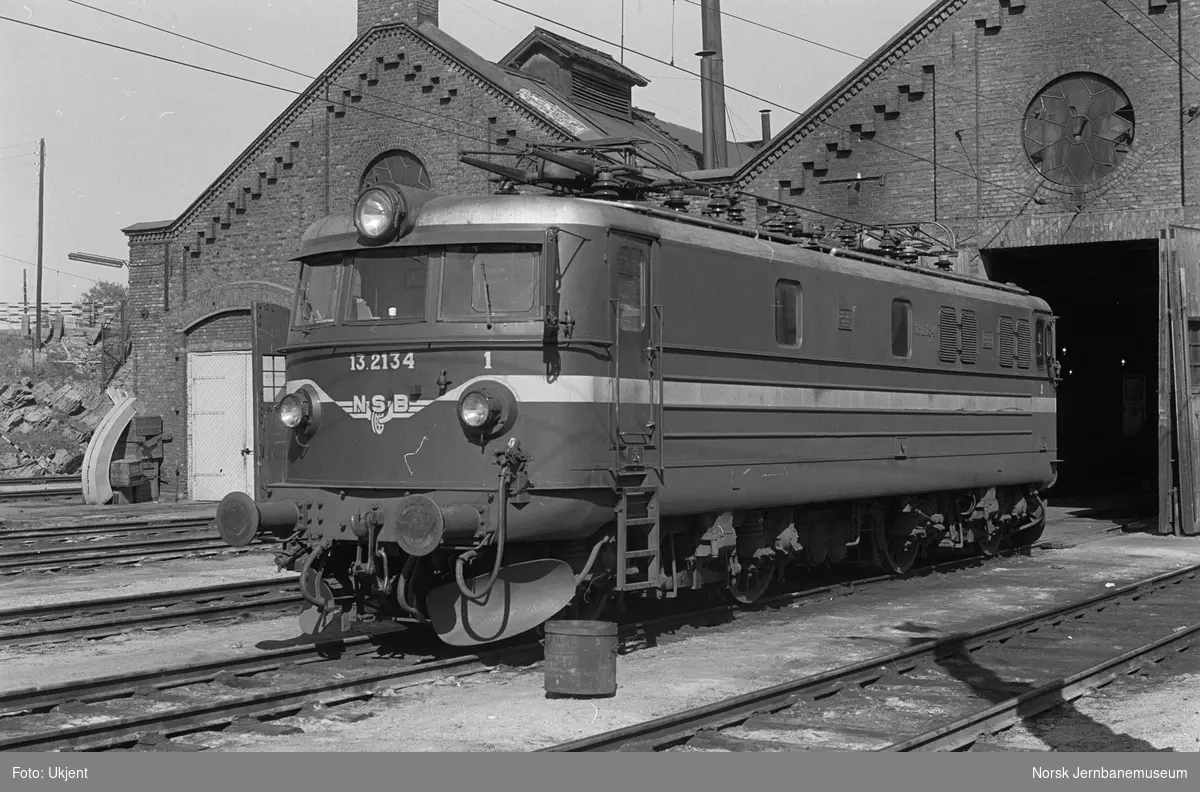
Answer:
542, 563, 1200, 753
0, 543, 1049, 751
0, 535, 273, 575
0, 516, 275, 574
0, 534, 1041, 651
0, 578, 303, 648
0, 476, 83, 503
0, 517, 215, 542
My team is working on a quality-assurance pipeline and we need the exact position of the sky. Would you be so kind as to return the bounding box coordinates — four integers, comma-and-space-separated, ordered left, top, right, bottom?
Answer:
0, 0, 932, 304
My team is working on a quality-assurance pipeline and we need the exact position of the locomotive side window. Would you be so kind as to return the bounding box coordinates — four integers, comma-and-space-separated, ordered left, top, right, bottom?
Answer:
891, 299, 912, 358
617, 245, 644, 331
440, 244, 542, 321
295, 261, 341, 327
1036, 318, 1046, 369
346, 251, 427, 323
774, 280, 802, 347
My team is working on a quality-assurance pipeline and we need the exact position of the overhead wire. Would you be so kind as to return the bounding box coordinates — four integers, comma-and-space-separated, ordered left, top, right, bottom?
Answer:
0, 253, 109, 286
677, 0, 1028, 113
494, 0, 1200, 233
47, 1, 688, 178
50, 1, 883, 229
14, 1, 1191, 245
487, 0, 1053, 204
0, 14, 526, 155
60, 0, 598, 156
1106, 0, 1200, 81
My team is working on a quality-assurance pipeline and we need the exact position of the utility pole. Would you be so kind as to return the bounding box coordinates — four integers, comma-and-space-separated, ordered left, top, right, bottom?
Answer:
620, 0, 625, 64
33, 139, 45, 368
698, 0, 729, 170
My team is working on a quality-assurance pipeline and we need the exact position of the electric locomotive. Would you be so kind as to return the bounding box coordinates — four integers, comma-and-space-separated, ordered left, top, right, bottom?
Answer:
213, 148, 1059, 646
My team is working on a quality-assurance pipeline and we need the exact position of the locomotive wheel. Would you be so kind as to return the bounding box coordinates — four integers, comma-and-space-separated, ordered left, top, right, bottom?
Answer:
725, 559, 776, 606
975, 522, 1004, 556
873, 532, 916, 576
873, 511, 916, 571
1009, 514, 1047, 548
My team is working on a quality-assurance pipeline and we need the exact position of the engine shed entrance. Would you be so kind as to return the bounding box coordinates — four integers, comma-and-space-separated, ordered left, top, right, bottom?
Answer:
983, 240, 1159, 503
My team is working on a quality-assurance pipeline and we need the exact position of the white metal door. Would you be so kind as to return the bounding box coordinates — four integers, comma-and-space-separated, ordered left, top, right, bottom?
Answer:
187, 351, 254, 501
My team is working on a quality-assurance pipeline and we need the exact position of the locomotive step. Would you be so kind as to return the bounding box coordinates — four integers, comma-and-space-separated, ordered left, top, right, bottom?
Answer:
624, 549, 658, 559
623, 517, 658, 528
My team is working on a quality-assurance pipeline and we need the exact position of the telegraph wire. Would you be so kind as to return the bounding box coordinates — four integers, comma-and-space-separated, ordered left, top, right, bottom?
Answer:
0, 149, 39, 162
0, 140, 38, 152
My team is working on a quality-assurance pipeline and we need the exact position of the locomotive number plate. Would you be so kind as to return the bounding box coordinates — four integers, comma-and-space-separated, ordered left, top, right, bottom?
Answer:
349, 352, 496, 371
350, 352, 415, 371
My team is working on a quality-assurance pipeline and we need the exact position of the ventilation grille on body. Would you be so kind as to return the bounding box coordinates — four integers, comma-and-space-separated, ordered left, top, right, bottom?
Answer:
998, 316, 1016, 367
939, 307, 959, 363
960, 310, 978, 364
1016, 318, 1032, 369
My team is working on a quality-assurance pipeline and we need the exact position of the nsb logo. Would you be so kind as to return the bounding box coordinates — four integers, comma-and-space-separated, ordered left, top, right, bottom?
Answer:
339, 394, 428, 435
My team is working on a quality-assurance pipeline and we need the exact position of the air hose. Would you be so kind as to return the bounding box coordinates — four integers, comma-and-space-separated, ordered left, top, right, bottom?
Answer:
454, 468, 510, 602
298, 541, 331, 610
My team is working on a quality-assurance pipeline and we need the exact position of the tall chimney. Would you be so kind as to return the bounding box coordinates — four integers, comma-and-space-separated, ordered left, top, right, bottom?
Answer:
760, 109, 771, 145
358, 1, 439, 38
698, 0, 728, 170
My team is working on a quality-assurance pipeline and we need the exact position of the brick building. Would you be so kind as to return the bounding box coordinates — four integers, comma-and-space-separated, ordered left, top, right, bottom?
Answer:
121, 0, 749, 501
718, 0, 1200, 504
124, 0, 1200, 514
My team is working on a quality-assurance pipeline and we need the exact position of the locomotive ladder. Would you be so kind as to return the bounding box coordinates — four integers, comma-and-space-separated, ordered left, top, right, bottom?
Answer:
615, 486, 661, 592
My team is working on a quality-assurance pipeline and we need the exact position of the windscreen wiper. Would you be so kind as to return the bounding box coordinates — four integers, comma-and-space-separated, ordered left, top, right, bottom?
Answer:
479, 260, 494, 330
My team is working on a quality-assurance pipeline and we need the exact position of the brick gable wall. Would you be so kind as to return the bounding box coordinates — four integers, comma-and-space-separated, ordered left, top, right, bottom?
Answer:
125, 24, 571, 497
737, 0, 1200, 269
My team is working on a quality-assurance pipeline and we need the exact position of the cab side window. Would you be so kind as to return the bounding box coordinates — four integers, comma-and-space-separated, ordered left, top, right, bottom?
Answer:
891, 299, 912, 358
775, 280, 802, 347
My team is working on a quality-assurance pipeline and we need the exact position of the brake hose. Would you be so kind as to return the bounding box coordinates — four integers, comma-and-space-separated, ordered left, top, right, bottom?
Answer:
454, 468, 509, 602
298, 542, 331, 610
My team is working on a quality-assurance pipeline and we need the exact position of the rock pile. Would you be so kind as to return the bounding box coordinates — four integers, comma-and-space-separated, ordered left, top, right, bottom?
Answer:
0, 378, 111, 477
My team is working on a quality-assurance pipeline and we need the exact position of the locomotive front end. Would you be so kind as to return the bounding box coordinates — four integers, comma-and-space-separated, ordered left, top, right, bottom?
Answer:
213, 182, 614, 645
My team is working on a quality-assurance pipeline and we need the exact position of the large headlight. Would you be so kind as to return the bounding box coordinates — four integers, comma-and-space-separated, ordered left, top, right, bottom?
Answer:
459, 391, 493, 428
278, 393, 308, 429
355, 187, 403, 242
455, 382, 518, 439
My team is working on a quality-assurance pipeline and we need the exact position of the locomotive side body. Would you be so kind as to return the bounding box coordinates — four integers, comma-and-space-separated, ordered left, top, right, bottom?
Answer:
650, 227, 1057, 514
214, 184, 1058, 643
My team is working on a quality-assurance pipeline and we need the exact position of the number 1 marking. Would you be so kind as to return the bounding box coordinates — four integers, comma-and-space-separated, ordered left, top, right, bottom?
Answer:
484, 351, 492, 370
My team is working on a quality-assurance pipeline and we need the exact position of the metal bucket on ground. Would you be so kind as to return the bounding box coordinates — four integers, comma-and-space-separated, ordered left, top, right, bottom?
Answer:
543, 619, 618, 697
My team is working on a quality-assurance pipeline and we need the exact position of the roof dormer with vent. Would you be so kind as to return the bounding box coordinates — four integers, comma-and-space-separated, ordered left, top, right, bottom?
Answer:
499, 27, 649, 120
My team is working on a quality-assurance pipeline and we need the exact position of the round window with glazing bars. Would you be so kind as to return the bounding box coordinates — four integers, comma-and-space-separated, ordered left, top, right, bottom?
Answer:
1023, 73, 1134, 187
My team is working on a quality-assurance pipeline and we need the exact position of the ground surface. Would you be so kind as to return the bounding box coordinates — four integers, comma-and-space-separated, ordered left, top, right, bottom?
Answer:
0, 501, 1197, 752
